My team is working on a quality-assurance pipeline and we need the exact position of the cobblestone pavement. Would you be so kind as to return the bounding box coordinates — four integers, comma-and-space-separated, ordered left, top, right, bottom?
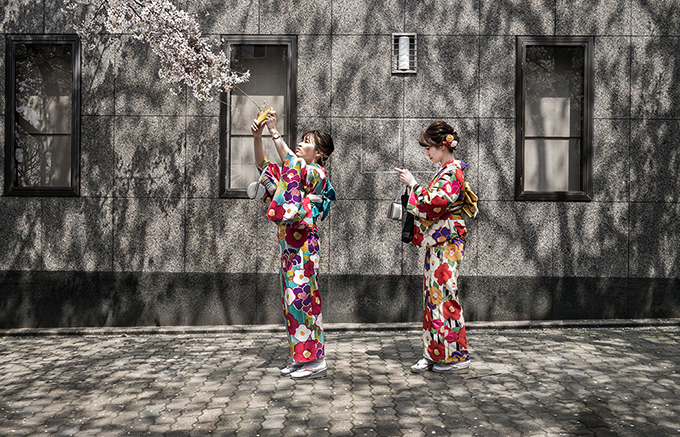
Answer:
1, 327, 679, 436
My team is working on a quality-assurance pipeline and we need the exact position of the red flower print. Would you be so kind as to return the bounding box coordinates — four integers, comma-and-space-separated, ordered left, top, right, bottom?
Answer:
455, 168, 464, 183
441, 181, 455, 196
285, 226, 309, 248
294, 340, 318, 362
454, 222, 467, 239
442, 299, 462, 321
267, 202, 285, 222
310, 289, 322, 315
444, 327, 459, 344
283, 168, 300, 183
285, 313, 299, 335
423, 196, 449, 219
427, 340, 446, 361
304, 260, 315, 278
302, 197, 313, 219
431, 319, 446, 336
422, 311, 432, 331
434, 264, 453, 286
457, 326, 467, 349
412, 228, 424, 247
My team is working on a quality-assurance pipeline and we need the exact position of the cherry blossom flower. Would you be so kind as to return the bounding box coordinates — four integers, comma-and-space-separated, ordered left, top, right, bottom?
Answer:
61, 0, 249, 101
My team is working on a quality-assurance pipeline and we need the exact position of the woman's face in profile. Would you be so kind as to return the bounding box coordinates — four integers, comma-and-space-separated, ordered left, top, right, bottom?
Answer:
296, 134, 319, 164
425, 145, 446, 165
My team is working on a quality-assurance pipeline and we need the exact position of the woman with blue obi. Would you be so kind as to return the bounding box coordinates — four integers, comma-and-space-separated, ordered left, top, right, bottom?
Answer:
251, 111, 335, 379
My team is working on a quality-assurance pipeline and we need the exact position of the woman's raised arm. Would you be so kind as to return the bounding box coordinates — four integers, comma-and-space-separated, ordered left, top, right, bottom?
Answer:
264, 111, 293, 161
251, 118, 266, 169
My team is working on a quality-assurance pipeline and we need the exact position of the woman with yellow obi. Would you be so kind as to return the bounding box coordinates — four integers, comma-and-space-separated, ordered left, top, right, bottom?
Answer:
395, 120, 478, 374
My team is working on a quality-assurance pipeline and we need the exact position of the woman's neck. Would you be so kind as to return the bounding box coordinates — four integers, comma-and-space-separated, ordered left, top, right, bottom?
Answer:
439, 152, 455, 166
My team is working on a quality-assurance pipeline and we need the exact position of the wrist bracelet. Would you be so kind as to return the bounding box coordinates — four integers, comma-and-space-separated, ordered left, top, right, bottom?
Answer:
272, 132, 281, 140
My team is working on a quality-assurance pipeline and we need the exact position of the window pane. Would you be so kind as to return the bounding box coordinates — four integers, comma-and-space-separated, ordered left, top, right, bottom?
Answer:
15, 131, 72, 187
523, 45, 584, 193
524, 139, 580, 192
228, 44, 289, 190
13, 43, 73, 188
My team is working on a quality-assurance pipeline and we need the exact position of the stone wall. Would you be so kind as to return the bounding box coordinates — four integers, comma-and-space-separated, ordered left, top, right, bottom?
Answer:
1, 0, 679, 328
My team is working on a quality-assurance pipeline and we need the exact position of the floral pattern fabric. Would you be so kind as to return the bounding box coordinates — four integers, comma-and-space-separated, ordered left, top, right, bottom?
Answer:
407, 160, 473, 364
260, 151, 328, 363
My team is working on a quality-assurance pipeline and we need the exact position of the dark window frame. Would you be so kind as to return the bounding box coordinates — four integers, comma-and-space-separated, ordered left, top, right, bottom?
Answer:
515, 36, 594, 201
219, 35, 297, 199
4, 34, 81, 197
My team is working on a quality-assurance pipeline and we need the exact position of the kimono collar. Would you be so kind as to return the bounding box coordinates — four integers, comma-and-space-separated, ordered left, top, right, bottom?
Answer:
428, 160, 466, 189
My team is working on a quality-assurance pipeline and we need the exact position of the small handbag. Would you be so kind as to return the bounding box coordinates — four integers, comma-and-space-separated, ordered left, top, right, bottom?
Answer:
400, 188, 414, 243
387, 194, 402, 221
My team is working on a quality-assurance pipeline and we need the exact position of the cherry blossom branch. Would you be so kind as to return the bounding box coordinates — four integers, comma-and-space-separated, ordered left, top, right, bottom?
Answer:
61, 0, 249, 101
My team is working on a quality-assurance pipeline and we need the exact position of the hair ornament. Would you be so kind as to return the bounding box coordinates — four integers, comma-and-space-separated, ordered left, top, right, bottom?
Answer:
443, 134, 458, 149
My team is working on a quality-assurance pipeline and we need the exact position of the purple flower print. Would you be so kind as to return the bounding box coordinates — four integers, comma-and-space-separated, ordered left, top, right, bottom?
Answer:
307, 234, 320, 253
432, 226, 451, 244
283, 181, 301, 203
281, 248, 302, 270
293, 283, 312, 310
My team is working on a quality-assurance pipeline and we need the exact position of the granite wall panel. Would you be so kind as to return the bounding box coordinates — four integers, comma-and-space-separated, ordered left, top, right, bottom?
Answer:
186, 116, 220, 199
81, 115, 115, 198
592, 118, 630, 202
629, 202, 680, 278
552, 202, 629, 278
114, 116, 186, 198
331, 35, 403, 118
595, 37, 632, 119
261, 0, 331, 35
330, 118, 403, 200
478, 118, 515, 202
477, 201, 558, 277
114, 37, 186, 116
631, 0, 680, 36
331, 0, 404, 35
556, 0, 631, 36
0, 0, 43, 33
113, 197, 186, 273
0, 198, 42, 271
479, 0, 555, 36
404, 0, 479, 36
185, 198, 259, 273
42, 197, 114, 271
298, 34, 332, 118
403, 36, 478, 119
479, 36, 515, 119
187, 0, 260, 35
328, 200, 402, 276
631, 37, 680, 119
44, 0, 88, 34
630, 119, 680, 203
81, 36, 116, 116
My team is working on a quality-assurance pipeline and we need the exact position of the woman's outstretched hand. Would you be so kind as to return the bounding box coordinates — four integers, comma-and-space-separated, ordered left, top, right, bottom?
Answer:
394, 167, 417, 189
251, 118, 265, 136
264, 111, 278, 134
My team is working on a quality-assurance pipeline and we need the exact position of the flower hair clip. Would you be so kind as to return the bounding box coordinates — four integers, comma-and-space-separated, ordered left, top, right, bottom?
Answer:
443, 134, 458, 149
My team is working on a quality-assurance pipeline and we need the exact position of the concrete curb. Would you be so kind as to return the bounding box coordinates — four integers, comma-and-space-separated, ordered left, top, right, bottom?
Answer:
1, 318, 679, 337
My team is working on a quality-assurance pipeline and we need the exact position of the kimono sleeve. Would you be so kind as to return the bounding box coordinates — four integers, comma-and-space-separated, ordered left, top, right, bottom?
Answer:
406, 169, 464, 221
265, 151, 314, 227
